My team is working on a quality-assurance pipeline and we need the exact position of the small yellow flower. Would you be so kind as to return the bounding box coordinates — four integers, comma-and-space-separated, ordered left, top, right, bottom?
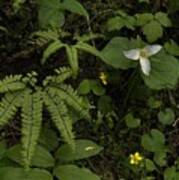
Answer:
99, 72, 107, 85
129, 152, 143, 165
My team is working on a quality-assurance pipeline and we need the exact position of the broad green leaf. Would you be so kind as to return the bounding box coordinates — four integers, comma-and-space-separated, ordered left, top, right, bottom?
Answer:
7, 145, 55, 168
136, 13, 154, 26
42, 41, 65, 64
0, 167, 52, 180
155, 12, 172, 27
106, 17, 125, 31
39, 127, 59, 151
38, 0, 65, 29
77, 79, 91, 95
158, 108, 175, 125
164, 40, 179, 56
56, 139, 103, 162
145, 159, 156, 172
142, 52, 179, 90
60, 0, 89, 18
143, 20, 163, 42
100, 37, 136, 69
141, 129, 167, 153
125, 113, 141, 128
53, 165, 101, 180
164, 167, 179, 180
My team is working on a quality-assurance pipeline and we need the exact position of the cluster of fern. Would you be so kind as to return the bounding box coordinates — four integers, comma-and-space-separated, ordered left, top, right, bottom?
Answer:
0, 66, 89, 169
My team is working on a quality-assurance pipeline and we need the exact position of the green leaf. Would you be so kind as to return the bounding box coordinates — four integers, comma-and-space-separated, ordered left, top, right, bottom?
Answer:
143, 20, 163, 42
142, 52, 179, 90
39, 127, 59, 151
53, 165, 101, 180
106, 17, 125, 31
141, 129, 167, 153
164, 167, 179, 180
65, 45, 79, 75
0, 167, 53, 180
90, 81, 106, 96
7, 145, 55, 168
100, 37, 136, 69
155, 12, 172, 27
158, 108, 175, 125
136, 13, 154, 26
12, 0, 25, 12
153, 152, 167, 167
42, 41, 65, 64
97, 96, 113, 114
145, 159, 156, 172
60, 0, 89, 18
77, 79, 91, 95
164, 40, 179, 56
56, 139, 103, 162
38, 0, 65, 29
125, 113, 141, 128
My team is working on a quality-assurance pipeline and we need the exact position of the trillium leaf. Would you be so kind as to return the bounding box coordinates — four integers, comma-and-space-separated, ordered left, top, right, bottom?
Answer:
143, 20, 163, 42
142, 52, 179, 90
100, 37, 136, 69
53, 165, 101, 180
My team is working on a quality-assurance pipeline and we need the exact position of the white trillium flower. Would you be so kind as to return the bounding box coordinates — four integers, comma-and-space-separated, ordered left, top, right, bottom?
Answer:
123, 45, 162, 76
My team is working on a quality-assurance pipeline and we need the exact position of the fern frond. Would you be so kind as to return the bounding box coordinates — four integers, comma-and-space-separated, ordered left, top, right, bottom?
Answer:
43, 88, 74, 148
0, 91, 23, 126
43, 67, 73, 86
50, 85, 89, 119
21, 90, 43, 169
0, 75, 26, 93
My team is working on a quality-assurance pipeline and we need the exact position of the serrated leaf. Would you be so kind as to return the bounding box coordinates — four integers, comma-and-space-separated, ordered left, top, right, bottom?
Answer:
0, 167, 53, 180
53, 165, 101, 180
143, 20, 163, 42
42, 41, 65, 64
136, 13, 154, 26
56, 139, 103, 162
141, 129, 167, 153
155, 12, 172, 27
106, 17, 125, 31
125, 113, 141, 128
158, 108, 175, 125
142, 52, 179, 90
164, 40, 179, 56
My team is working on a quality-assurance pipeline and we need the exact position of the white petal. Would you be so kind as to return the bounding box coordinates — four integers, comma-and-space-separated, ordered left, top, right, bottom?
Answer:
139, 57, 151, 76
144, 45, 162, 56
123, 49, 140, 60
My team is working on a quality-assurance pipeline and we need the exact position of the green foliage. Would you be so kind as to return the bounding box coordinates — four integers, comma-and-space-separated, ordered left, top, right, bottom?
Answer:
53, 165, 100, 180
0, 167, 53, 180
56, 139, 103, 162
158, 108, 175, 125
0, 67, 89, 168
164, 167, 179, 180
125, 113, 141, 128
164, 40, 179, 56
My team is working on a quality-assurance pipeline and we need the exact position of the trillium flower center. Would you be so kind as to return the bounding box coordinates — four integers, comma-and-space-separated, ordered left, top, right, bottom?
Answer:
140, 49, 148, 58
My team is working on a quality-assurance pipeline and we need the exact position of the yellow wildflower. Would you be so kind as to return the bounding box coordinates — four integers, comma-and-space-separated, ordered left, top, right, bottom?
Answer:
99, 72, 107, 85
129, 152, 143, 165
